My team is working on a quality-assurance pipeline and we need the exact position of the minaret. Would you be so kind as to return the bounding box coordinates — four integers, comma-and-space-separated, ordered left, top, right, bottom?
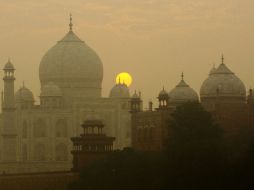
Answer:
3, 59, 15, 109
1, 59, 17, 161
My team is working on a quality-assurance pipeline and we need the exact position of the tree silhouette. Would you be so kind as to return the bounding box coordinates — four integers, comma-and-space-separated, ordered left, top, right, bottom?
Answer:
68, 148, 164, 190
68, 102, 254, 190
165, 102, 227, 189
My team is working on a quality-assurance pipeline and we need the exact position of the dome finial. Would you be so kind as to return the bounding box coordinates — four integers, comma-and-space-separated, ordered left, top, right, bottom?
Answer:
118, 76, 121, 84
23, 81, 25, 87
221, 54, 224, 64
181, 72, 184, 80
69, 13, 73, 31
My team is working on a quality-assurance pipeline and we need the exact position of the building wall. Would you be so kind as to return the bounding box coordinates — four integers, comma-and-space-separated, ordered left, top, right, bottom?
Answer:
132, 108, 174, 151
0, 162, 72, 174
0, 96, 131, 173
0, 172, 78, 190
73, 98, 131, 149
15, 109, 73, 163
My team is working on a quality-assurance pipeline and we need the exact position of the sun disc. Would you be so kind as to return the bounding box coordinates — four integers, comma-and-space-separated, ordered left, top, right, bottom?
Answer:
116, 72, 132, 87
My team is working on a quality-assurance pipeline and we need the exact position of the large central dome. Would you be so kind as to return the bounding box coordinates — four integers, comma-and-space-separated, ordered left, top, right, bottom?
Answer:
39, 19, 103, 103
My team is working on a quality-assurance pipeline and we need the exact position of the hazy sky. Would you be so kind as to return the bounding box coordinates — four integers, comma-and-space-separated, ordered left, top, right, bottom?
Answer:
0, 0, 253, 107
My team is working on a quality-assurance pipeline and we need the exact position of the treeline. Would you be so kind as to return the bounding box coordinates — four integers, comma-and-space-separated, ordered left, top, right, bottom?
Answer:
68, 102, 254, 190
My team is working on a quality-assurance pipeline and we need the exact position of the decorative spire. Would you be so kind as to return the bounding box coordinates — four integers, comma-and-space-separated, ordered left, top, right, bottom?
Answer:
138, 90, 141, 98
181, 72, 184, 80
69, 13, 73, 32
22, 81, 25, 87
118, 77, 121, 84
221, 54, 224, 64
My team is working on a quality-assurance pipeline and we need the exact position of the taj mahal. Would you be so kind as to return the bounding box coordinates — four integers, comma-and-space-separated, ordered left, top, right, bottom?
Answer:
0, 16, 253, 174
0, 16, 132, 173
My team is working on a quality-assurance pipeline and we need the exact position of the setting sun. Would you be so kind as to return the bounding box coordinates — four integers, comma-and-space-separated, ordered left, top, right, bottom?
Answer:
116, 72, 133, 87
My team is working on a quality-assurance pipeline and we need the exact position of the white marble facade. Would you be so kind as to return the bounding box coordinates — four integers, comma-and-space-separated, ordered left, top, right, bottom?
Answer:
0, 18, 131, 173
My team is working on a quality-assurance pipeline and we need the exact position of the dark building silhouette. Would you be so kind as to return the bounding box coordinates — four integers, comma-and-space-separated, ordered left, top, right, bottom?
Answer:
131, 72, 199, 151
71, 116, 115, 171
131, 56, 254, 151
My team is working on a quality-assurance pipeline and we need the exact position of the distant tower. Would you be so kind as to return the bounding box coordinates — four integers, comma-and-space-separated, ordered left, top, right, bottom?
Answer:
71, 116, 115, 171
1, 59, 17, 161
158, 87, 169, 109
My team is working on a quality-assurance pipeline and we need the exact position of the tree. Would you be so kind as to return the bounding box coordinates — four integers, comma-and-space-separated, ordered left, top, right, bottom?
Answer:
68, 148, 164, 190
68, 102, 235, 190
165, 102, 227, 189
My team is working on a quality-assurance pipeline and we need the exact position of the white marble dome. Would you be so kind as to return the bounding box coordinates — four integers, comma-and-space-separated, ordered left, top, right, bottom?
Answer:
109, 83, 130, 98
15, 86, 34, 102
200, 63, 246, 99
169, 78, 199, 105
39, 28, 103, 96
41, 82, 62, 97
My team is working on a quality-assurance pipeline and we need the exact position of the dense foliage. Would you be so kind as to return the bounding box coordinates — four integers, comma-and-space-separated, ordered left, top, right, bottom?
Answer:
68, 149, 164, 190
68, 102, 254, 190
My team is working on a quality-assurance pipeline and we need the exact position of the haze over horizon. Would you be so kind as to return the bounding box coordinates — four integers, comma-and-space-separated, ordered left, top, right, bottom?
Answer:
0, 0, 253, 106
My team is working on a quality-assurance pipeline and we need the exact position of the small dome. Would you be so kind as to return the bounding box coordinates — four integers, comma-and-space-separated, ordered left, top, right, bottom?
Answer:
3, 59, 15, 70
83, 114, 103, 126
15, 86, 34, 102
200, 61, 246, 100
41, 82, 62, 97
109, 83, 130, 98
131, 90, 141, 99
169, 77, 199, 105
158, 87, 169, 98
